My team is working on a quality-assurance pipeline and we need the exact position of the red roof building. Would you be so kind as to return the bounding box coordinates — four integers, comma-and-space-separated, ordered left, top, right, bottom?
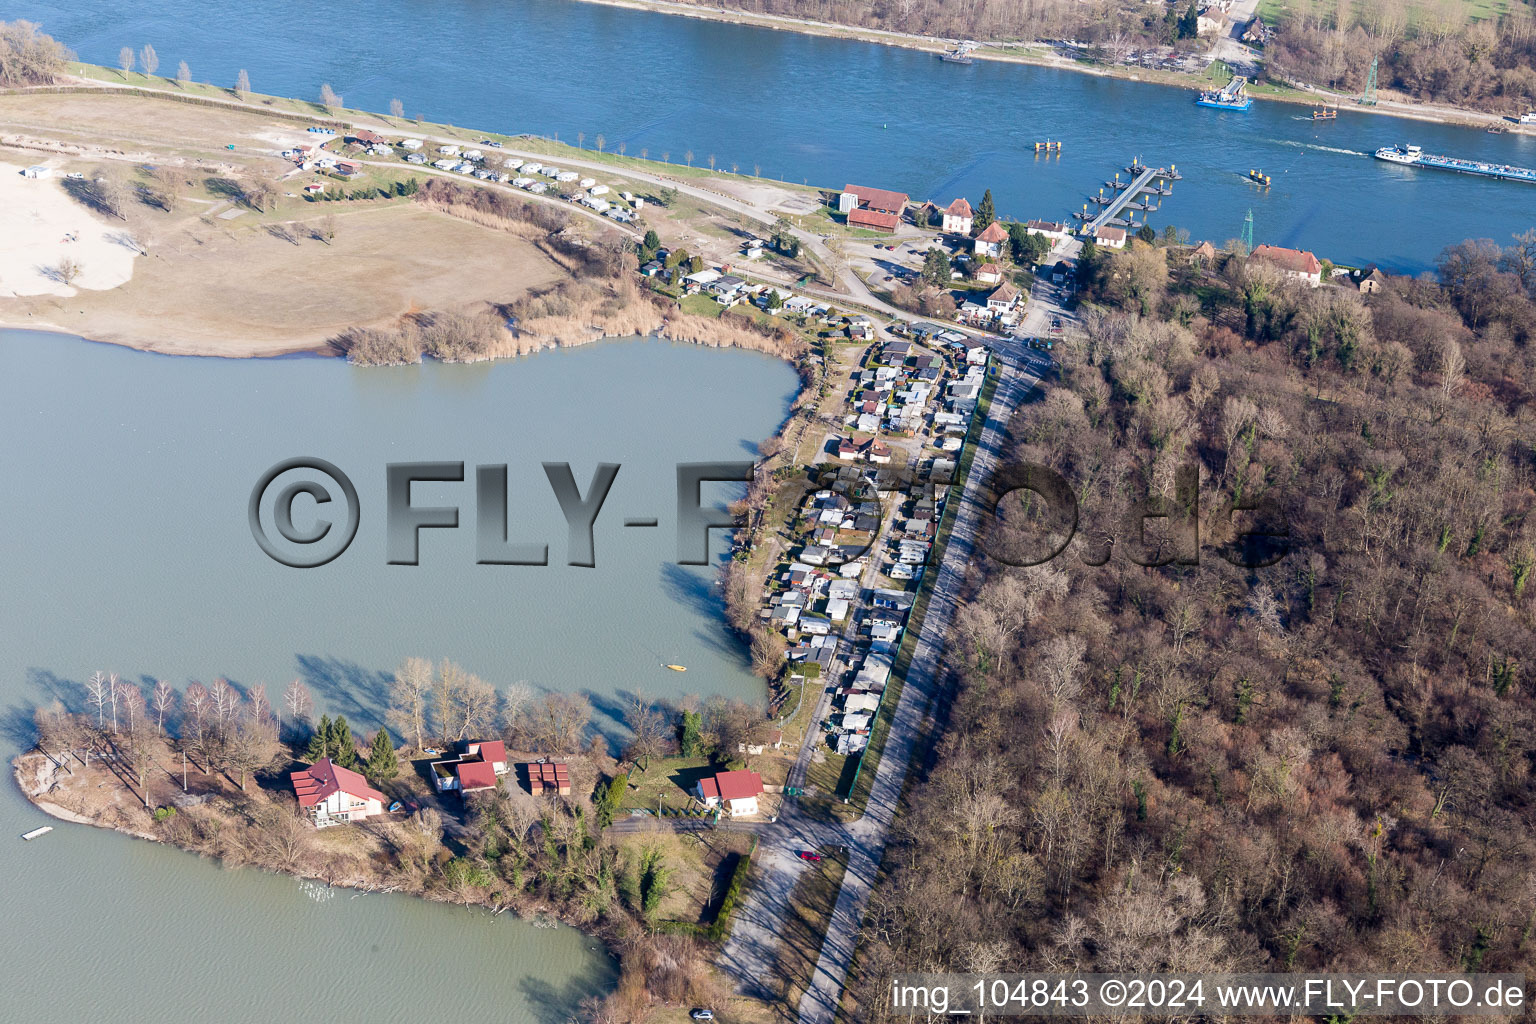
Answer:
697, 769, 764, 817
1250, 244, 1323, 285
973, 219, 1009, 257
842, 183, 909, 214
945, 197, 973, 218
848, 208, 899, 233
465, 739, 506, 769
430, 739, 510, 795
975, 221, 1008, 244
525, 761, 571, 796
456, 759, 498, 792
350, 129, 385, 145
289, 758, 386, 826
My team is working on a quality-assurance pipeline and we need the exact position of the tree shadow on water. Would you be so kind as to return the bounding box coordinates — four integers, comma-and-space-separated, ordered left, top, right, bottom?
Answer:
518, 967, 615, 1023
294, 654, 391, 731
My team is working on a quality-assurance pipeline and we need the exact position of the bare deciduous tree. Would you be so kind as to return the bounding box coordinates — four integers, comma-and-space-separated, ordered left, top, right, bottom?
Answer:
388, 657, 433, 752
183, 681, 210, 742
139, 44, 157, 77
234, 68, 250, 97
86, 670, 109, 728
281, 678, 311, 737
175, 60, 190, 85
55, 256, 82, 287
151, 680, 175, 736
107, 671, 121, 733
319, 82, 342, 112
118, 46, 134, 75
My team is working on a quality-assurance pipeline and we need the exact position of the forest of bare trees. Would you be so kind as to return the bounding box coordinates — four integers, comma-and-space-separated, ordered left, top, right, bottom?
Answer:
848, 234, 1536, 1019
0, 19, 71, 87
1268, 0, 1536, 111
663, 0, 1150, 43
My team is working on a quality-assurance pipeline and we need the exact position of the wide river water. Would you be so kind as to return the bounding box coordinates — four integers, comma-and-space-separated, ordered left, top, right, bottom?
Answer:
0, 329, 797, 1021
12, 0, 1536, 271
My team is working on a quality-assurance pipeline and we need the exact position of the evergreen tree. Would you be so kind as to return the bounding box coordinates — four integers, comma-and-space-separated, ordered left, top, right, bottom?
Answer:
922, 247, 952, 287
365, 728, 399, 783
643, 228, 660, 251
331, 715, 358, 769
1137, 223, 1158, 244
689, 254, 704, 273
1178, 1, 1200, 39
305, 714, 333, 762
679, 711, 703, 757
973, 189, 996, 236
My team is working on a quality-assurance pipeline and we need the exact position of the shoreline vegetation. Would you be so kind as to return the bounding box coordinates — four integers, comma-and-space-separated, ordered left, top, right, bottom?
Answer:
11, 661, 799, 1021
566, 0, 1535, 129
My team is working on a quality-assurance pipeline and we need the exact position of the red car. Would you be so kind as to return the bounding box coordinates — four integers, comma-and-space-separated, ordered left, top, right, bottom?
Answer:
798, 850, 822, 862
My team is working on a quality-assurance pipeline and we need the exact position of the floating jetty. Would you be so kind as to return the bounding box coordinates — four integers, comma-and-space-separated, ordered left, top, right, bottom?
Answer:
939, 40, 977, 64
1075, 158, 1179, 235
1034, 140, 1062, 152
1375, 143, 1536, 183
1247, 168, 1271, 187
1197, 75, 1252, 111
1312, 106, 1337, 121
21, 826, 53, 841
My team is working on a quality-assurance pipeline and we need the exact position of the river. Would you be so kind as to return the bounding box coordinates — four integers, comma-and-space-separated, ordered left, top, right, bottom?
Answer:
0, 329, 797, 1021
11, 0, 1536, 271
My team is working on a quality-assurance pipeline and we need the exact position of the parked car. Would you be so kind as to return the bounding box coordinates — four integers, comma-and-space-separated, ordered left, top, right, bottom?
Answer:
690, 1011, 715, 1021
798, 850, 822, 862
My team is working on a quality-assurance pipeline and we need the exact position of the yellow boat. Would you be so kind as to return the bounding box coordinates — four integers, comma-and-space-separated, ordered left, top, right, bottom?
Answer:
665, 664, 687, 672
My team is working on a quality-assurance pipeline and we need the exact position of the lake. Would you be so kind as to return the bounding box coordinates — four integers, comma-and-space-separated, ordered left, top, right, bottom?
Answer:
0, 329, 798, 1021
10, 0, 1536, 270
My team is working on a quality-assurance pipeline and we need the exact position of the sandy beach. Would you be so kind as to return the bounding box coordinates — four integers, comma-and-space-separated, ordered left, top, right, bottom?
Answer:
0, 160, 138, 298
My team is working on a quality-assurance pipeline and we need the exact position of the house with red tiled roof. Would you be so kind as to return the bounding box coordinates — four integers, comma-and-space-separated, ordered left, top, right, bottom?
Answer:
696, 769, 764, 817
524, 760, 571, 796
289, 758, 386, 827
848, 208, 898, 233
1250, 244, 1323, 286
975, 261, 1003, 285
431, 739, 510, 795
973, 220, 1009, 258
942, 197, 973, 235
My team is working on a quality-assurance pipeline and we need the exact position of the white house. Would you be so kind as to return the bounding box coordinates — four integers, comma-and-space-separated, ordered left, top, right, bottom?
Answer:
973, 221, 1008, 258
399, 138, 423, 151
696, 769, 764, 817
437, 144, 460, 156
942, 197, 973, 235
289, 758, 386, 827
1024, 219, 1069, 242
1093, 225, 1128, 249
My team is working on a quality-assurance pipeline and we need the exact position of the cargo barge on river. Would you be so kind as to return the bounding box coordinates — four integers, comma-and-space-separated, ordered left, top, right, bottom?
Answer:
1375, 143, 1536, 184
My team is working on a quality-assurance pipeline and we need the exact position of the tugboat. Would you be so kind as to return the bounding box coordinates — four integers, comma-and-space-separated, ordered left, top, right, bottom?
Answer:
1247, 168, 1271, 187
